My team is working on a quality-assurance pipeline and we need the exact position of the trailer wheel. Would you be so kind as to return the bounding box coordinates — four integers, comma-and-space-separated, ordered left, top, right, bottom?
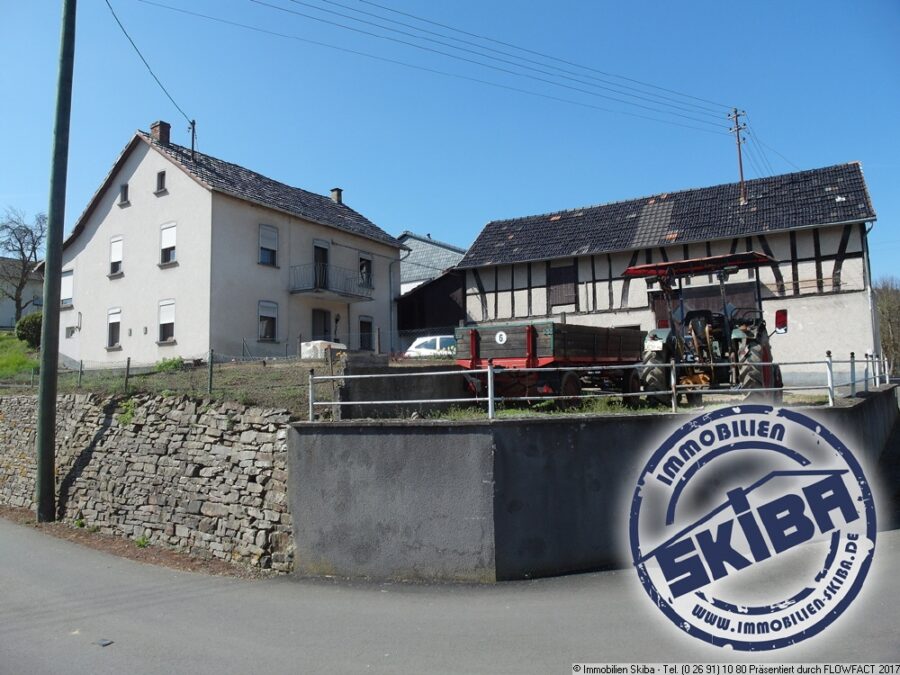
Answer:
558, 371, 582, 409
623, 367, 642, 409
641, 353, 670, 407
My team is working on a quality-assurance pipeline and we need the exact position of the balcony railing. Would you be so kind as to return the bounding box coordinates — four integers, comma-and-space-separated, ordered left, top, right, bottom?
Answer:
290, 263, 374, 301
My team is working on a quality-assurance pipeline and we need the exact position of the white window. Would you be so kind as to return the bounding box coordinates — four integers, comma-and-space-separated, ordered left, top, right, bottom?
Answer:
160, 223, 176, 264
119, 183, 129, 205
60, 270, 74, 307
259, 225, 278, 266
359, 253, 373, 289
156, 171, 166, 193
110, 237, 123, 275
258, 301, 278, 341
158, 300, 175, 342
107, 308, 121, 348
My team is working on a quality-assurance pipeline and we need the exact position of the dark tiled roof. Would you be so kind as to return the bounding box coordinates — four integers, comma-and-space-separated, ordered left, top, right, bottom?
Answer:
397, 231, 466, 284
140, 132, 400, 249
457, 163, 875, 268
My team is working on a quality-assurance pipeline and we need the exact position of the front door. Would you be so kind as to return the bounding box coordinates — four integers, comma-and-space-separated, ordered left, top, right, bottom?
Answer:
314, 245, 328, 289
312, 308, 331, 341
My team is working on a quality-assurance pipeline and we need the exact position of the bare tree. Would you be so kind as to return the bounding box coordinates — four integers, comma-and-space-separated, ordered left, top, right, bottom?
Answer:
875, 275, 900, 377
0, 207, 47, 323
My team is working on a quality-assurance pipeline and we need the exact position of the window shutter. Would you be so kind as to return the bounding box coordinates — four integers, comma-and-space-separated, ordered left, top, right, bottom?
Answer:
161, 225, 176, 249
108, 308, 121, 323
159, 300, 175, 325
61, 271, 74, 301
110, 238, 123, 263
259, 225, 278, 251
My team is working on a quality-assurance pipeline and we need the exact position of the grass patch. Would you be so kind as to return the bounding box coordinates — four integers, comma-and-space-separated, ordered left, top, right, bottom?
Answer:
0, 331, 38, 380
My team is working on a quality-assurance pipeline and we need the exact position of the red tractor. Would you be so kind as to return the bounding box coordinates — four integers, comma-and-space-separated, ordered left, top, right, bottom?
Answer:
624, 252, 788, 405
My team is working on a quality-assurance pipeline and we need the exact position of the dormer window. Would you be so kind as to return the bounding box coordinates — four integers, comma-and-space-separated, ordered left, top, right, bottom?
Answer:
119, 183, 129, 205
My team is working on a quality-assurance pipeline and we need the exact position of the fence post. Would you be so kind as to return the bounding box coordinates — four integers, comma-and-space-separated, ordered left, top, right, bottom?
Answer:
849, 352, 856, 397
825, 351, 834, 407
207, 349, 214, 395
375, 327, 381, 355
486, 360, 495, 420
308, 369, 315, 422
873, 355, 881, 385
669, 358, 677, 413
863, 355, 870, 394
77, 359, 83, 388
124, 357, 131, 394
31, 368, 35, 387
884, 356, 890, 385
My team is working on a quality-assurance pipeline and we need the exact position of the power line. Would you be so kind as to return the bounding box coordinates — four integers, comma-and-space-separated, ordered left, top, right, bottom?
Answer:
745, 114, 799, 171
308, 0, 725, 119
253, 0, 728, 130
138, 0, 729, 136
103, 0, 191, 125
359, 0, 736, 112
744, 115, 776, 175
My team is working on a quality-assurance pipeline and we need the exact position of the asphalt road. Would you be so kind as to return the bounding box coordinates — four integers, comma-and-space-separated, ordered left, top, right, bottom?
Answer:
1, 519, 898, 675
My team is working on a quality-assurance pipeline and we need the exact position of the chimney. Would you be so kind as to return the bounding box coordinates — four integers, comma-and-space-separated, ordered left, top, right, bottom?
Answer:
150, 120, 170, 145
330, 187, 343, 204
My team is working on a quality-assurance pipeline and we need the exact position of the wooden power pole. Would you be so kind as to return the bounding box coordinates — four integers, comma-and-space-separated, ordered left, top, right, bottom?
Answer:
728, 108, 748, 205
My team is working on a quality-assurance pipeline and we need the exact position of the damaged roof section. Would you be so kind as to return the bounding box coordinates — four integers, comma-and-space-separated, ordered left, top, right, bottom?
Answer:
458, 162, 875, 268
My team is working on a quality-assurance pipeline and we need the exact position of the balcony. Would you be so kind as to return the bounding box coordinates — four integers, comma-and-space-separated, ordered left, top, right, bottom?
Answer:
290, 263, 374, 302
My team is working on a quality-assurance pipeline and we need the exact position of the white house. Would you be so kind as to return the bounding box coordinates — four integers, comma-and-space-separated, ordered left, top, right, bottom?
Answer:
457, 163, 881, 380
0, 258, 43, 329
58, 120, 402, 366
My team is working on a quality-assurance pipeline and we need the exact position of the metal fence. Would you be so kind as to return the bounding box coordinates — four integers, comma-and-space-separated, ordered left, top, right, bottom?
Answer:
307, 351, 892, 421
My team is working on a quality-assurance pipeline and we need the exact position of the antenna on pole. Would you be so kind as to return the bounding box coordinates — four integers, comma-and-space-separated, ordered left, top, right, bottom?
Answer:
190, 119, 196, 161
728, 108, 748, 205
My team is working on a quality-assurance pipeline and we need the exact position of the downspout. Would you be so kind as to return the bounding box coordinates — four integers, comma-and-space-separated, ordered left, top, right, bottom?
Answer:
388, 248, 412, 353
862, 221, 880, 358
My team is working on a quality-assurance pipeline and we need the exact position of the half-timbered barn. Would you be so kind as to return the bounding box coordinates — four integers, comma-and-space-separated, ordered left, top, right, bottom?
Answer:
456, 163, 880, 379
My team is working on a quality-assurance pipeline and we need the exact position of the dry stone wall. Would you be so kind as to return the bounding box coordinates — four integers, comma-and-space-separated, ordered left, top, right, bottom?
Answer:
0, 393, 294, 572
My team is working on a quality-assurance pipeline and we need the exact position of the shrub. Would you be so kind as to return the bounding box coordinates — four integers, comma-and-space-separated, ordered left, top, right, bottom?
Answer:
15, 312, 42, 349
155, 356, 184, 373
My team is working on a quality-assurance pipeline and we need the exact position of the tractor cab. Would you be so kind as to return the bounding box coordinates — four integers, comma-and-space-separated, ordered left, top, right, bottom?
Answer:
624, 252, 787, 403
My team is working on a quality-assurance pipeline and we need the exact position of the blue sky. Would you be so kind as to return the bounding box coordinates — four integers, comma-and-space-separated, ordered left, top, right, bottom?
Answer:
1, 1, 898, 278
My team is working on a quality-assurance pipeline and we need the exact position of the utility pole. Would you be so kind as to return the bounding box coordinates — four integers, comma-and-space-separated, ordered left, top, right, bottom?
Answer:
35, 0, 77, 523
728, 107, 748, 205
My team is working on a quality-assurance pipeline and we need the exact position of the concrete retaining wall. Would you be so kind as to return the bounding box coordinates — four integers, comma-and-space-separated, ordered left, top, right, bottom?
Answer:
289, 385, 899, 582
337, 363, 468, 419
0, 394, 295, 572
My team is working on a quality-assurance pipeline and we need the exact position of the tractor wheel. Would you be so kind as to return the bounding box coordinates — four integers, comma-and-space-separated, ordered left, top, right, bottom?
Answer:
641, 353, 670, 408
558, 371, 583, 409
623, 367, 642, 409
685, 392, 703, 407
772, 365, 784, 405
739, 342, 769, 401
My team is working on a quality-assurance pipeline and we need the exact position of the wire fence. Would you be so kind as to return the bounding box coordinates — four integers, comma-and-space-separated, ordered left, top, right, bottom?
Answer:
308, 351, 893, 420
0, 349, 347, 413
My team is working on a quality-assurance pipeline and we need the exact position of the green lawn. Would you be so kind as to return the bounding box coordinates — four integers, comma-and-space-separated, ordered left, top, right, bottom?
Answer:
0, 331, 38, 380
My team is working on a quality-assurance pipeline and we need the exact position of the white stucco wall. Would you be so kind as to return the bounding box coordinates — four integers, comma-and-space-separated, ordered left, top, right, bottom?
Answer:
209, 194, 399, 358
58, 142, 213, 365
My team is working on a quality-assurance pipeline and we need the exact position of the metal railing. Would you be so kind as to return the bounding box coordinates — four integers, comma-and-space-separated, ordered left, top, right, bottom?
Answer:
289, 263, 374, 299
306, 351, 893, 420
